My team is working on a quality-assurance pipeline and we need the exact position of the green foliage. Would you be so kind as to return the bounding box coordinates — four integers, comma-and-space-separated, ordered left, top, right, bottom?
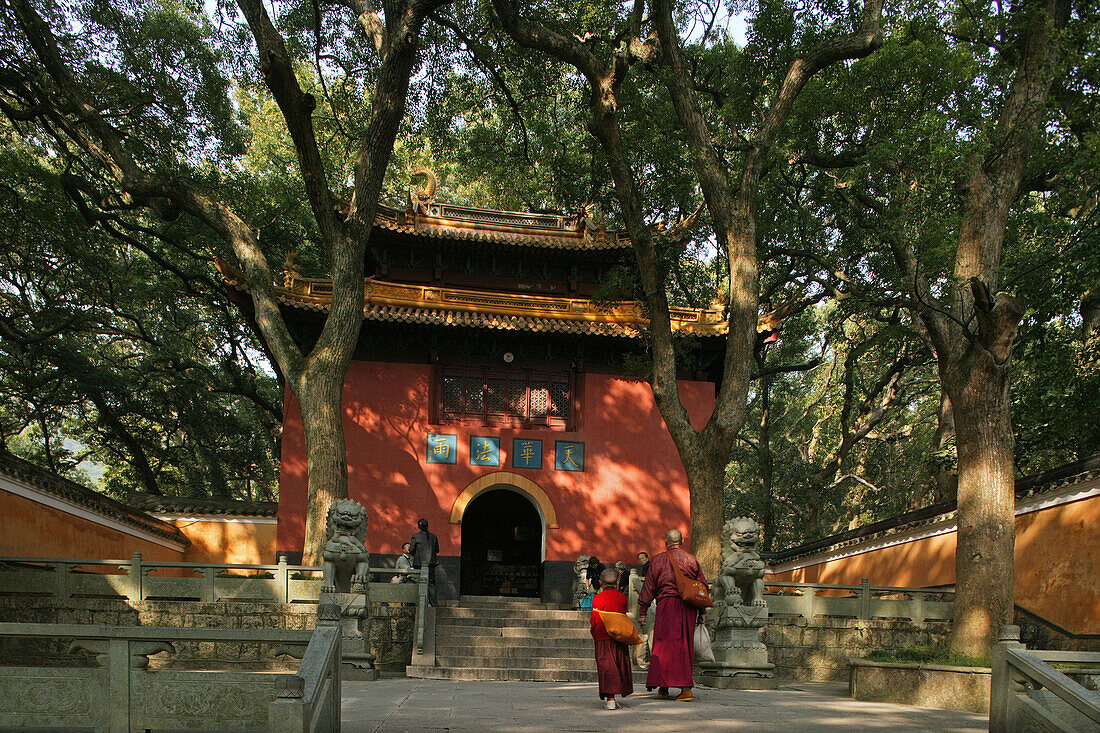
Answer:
0, 133, 280, 500
727, 302, 942, 548
0, 0, 1095, 523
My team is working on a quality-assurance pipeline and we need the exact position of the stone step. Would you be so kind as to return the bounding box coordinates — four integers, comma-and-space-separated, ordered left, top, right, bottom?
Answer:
437, 615, 588, 630
446, 595, 568, 609
438, 607, 585, 621
437, 653, 598, 670
407, 665, 651, 683
437, 644, 596, 663
433, 636, 595, 653
436, 625, 593, 641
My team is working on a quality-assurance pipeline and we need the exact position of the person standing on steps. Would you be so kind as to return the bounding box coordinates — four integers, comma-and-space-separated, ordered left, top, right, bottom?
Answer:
409, 518, 440, 607
637, 529, 703, 702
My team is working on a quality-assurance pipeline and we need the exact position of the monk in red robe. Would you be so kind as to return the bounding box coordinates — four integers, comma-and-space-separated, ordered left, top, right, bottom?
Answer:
637, 529, 703, 702
590, 567, 634, 710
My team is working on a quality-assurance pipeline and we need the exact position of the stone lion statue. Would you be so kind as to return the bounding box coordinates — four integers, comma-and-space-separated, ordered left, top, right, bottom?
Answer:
718, 516, 767, 608
571, 555, 591, 609
321, 499, 370, 594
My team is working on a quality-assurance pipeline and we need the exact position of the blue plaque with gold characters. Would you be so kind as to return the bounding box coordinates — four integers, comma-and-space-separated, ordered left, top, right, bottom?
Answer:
470, 436, 501, 466
555, 441, 585, 471
426, 434, 457, 464
511, 438, 542, 469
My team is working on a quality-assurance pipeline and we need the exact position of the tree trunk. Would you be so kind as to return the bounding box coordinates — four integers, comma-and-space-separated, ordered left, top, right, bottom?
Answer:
296, 360, 349, 566
36, 411, 55, 472
932, 391, 957, 504
682, 448, 725, 576
944, 351, 1017, 658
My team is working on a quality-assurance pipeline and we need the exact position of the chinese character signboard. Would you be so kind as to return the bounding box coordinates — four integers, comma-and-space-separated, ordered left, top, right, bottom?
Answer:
512, 438, 542, 469
555, 441, 585, 471
426, 434, 457, 464
470, 436, 501, 467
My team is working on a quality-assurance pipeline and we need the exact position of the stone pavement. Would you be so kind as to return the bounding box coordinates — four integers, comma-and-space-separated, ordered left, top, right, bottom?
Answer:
342, 679, 987, 732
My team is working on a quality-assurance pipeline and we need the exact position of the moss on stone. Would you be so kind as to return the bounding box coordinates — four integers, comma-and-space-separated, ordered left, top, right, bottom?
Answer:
864, 645, 990, 668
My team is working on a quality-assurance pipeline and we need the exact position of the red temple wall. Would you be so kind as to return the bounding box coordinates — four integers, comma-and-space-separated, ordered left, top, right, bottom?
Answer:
277, 360, 715, 562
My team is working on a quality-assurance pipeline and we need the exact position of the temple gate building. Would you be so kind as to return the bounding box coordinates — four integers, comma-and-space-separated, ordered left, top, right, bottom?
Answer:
221, 183, 730, 602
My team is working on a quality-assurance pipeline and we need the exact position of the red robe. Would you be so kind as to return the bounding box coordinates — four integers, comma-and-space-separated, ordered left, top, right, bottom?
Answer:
590, 588, 634, 699
637, 547, 703, 689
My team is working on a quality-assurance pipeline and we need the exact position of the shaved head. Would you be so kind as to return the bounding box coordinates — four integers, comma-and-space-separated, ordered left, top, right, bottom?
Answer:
600, 568, 619, 587
664, 529, 683, 547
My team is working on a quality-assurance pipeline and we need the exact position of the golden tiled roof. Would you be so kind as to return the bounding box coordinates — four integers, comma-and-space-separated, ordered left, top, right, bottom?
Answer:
373, 202, 632, 251
216, 262, 729, 339
357, 168, 633, 251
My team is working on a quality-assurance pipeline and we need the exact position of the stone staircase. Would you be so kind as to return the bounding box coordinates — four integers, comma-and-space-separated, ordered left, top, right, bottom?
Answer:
407, 595, 641, 682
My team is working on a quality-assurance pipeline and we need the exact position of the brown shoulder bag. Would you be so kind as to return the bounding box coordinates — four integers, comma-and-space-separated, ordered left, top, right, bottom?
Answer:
666, 550, 714, 609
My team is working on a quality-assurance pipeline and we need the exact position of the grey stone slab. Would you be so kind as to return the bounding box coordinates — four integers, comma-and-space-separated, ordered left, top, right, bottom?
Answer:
341, 679, 988, 732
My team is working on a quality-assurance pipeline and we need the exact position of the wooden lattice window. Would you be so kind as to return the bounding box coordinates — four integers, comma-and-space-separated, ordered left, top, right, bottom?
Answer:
438, 367, 574, 429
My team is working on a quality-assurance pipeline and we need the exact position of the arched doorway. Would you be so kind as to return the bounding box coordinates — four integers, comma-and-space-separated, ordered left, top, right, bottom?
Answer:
460, 487, 543, 597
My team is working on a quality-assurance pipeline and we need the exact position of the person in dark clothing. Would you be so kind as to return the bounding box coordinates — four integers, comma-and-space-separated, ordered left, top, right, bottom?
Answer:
585, 556, 606, 593
409, 518, 440, 606
615, 561, 630, 595
638, 530, 704, 702
636, 551, 650, 578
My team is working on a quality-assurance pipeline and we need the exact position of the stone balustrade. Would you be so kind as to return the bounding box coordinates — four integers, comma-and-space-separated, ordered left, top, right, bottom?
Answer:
990, 625, 1100, 732
764, 580, 954, 624
0, 619, 340, 732
0, 554, 421, 605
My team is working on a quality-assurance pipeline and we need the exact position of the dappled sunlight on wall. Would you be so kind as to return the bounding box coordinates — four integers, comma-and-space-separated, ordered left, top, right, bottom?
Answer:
278, 360, 715, 563
279, 388, 309, 553
172, 518, 278, 565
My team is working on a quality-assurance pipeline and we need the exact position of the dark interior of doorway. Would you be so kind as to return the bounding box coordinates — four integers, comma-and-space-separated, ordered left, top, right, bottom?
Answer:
460, 488, 543, 597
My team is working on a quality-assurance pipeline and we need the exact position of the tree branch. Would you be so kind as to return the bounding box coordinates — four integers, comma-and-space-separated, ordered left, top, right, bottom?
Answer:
430, 12, 532, 166
236, 0, 342, 246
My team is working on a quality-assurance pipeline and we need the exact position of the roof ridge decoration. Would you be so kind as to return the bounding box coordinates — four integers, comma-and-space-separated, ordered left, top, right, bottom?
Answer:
345, 167, 634, 250
409, 166, 438, 216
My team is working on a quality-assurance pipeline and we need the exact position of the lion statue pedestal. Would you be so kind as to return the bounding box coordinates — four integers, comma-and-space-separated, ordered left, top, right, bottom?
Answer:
319, 499, 378, 681
698, 517, 777, 690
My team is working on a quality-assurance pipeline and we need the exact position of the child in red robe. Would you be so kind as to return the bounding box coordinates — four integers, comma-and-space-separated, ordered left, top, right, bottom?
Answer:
590, 567, 634, 710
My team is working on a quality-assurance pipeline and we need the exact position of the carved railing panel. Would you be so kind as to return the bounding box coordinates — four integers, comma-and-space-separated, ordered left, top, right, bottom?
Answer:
0, 667, 106, 730
0, 623, 323, 733
0, 555, 421, 606
763, 580, 954, 623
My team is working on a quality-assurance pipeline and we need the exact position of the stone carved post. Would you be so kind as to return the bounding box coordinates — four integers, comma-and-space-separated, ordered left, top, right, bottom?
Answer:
698, 517, 777, 690
317, 498, 378, 681
127, 553, 143, 602
990, 625, 1025, 733
571, 555, 590, 610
